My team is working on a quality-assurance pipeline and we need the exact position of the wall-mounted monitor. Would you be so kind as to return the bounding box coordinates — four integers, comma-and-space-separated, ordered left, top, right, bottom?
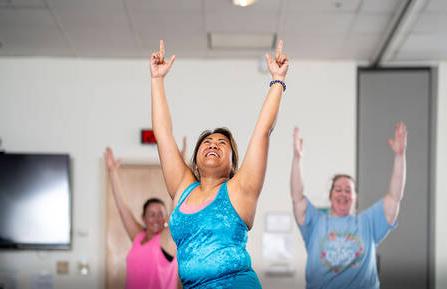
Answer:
0, 152, 71, 250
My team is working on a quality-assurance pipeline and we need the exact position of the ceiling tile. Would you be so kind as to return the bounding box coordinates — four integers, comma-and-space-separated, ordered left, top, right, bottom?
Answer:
395, 33, 447, 60
411, 12, 447, 34
46, 0, 141, 57
282, 12, 356, 35
0, 9, 72, 56
424, 0, 447, 13
358, 0, 401, 13
0, 0, 46, 8
349, 13, 393, 34
341, 33, 381, 60
279, 34, 346, 59
284, 0, 362, 13
129, 11, 206, 54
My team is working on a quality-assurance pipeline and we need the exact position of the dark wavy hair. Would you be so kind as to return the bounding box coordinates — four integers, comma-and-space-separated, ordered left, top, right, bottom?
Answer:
191, 127, 239, 180
142, 198, 166, 217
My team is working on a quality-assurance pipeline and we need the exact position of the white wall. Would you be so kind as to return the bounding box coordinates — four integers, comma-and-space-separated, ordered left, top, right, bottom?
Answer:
0, 57, 356, 289
436, 63, 447, 289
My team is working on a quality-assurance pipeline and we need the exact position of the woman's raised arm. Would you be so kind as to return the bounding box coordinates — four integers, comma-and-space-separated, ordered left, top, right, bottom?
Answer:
383, 122, 407, 224
151, 40, 192, 198
290, 127, 307, 225
105, 147, 143, 241
232, 40, 289, 200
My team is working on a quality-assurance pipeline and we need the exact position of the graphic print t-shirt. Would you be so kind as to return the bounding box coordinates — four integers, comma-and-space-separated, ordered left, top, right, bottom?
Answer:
299, 198, 397, 289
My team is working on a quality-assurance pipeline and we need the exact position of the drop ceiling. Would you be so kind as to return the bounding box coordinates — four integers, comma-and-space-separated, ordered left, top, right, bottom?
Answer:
0, 0, 446, 64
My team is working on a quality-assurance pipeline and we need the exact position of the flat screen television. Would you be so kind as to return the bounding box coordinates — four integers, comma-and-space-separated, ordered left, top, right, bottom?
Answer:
0, 152, 71, 250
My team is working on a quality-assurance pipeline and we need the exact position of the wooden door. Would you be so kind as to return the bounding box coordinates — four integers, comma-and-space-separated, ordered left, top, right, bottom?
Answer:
105, 163, 170, 289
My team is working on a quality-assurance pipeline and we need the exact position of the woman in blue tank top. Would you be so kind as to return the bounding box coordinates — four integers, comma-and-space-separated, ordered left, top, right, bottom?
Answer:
149, 39, 289, 288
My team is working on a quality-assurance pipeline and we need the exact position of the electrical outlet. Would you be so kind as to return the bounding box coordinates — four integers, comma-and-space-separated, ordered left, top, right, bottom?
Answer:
56, 261, 69, 275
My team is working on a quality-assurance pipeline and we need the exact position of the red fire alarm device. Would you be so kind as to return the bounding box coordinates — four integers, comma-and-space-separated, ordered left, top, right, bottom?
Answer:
141, 129, 157, 144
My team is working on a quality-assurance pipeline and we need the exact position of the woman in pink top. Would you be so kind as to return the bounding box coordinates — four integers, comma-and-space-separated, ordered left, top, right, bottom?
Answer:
105, 147, 180, 289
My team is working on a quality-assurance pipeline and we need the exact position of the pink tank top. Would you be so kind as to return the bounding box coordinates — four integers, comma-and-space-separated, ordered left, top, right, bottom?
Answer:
125, 231, 178, 289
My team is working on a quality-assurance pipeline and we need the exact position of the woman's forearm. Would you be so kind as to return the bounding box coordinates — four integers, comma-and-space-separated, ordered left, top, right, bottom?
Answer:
388, 153, 406, 202
151, 77, 173, 138
290, 154, 305, 203
252, 82, 284, 137
150, 73, 190, 197
290, 153, 307, 225
108, 169, 142, 239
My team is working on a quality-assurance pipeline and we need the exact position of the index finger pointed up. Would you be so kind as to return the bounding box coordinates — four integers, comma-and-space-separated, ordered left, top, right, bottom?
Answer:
160, 40, 165, 58
275, 40, 284, 59
293, 127, 300, 138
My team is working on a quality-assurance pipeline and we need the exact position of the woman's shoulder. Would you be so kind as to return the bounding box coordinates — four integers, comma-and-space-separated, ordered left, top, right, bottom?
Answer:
173, 177, 199, 205
131, 230, 147, 243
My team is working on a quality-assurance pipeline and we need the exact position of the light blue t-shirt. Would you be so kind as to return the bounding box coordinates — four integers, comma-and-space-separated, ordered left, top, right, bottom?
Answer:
299, 198, 397, 289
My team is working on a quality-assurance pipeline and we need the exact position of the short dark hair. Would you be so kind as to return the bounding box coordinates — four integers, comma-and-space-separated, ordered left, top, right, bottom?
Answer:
191, 127, 239, 180
329, 174, 356, 198
142, 198, 166, 217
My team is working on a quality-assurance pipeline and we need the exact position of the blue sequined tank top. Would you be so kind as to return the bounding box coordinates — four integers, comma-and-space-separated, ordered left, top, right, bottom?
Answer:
169, 181, 262, 289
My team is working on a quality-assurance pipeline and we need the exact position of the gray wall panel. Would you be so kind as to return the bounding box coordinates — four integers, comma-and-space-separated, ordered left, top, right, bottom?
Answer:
358, 69, 431, 289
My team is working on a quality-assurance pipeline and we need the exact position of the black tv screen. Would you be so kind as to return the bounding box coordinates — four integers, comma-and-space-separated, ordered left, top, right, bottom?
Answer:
0, 152, 71, 250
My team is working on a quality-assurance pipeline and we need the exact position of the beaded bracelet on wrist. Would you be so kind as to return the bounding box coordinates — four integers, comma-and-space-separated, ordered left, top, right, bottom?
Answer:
269, 79, 286, 92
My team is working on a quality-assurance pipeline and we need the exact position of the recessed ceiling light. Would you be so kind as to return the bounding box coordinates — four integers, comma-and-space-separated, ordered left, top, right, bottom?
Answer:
233, 0, 256, 7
